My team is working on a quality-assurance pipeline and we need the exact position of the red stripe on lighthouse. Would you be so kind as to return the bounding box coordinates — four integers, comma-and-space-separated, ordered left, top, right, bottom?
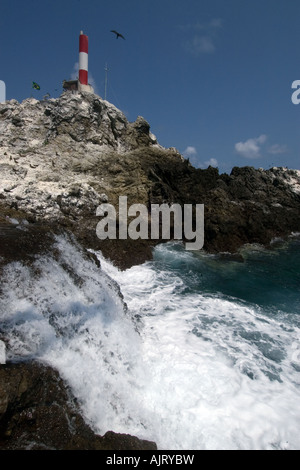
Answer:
79, 33, 88, 54
79, 31, 88, 85
79, 70, 88, 85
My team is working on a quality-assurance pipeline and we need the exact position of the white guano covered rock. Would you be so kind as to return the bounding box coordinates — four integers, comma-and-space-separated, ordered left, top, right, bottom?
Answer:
0, 91, 163, 221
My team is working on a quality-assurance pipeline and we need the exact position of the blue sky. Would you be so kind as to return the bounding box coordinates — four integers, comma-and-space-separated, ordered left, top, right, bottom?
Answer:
1, 0, 300, 173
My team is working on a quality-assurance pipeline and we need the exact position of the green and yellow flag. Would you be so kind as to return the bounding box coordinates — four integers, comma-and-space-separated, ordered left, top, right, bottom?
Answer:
32, 81, 41, 90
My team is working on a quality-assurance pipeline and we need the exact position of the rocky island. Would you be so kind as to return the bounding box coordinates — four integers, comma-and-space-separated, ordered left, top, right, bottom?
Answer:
0, 91, 300, 450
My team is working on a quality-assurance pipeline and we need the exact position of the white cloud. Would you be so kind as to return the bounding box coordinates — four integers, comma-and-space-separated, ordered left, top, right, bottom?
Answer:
205, 158, 218, 167
71, 62, 79, 80
189, 36, 215, 54
182, 146, 218, 168
183, 146, 197, 157
235, 136, 289, 160
87, 75, 98, 94
268, 144, 288, 155
182, 18, 223, 56
235, 135, 267, 159
183, 146, 199, 167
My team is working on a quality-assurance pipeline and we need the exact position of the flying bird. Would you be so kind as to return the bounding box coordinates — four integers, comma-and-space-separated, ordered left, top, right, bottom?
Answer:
110, 30, 125, 40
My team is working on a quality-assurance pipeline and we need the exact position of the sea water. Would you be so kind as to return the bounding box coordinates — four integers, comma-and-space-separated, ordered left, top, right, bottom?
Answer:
0, 234, 300, 450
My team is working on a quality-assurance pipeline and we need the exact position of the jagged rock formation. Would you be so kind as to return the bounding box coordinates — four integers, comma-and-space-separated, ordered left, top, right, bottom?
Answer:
0, 91, 300, 450
0, 91, 299, 269
1, 91, 300, 268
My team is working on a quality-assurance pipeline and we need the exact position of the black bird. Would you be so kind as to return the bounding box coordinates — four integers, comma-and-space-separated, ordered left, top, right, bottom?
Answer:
111, 30, 125, 40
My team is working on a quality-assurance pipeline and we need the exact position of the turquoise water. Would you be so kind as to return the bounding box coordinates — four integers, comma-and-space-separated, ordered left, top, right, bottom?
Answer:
152, 238, 300, 318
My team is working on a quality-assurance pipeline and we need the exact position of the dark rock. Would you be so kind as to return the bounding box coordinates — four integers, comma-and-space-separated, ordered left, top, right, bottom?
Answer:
0, 207, 56, 271
99, 431, 157, 451
0, 362, 157, 450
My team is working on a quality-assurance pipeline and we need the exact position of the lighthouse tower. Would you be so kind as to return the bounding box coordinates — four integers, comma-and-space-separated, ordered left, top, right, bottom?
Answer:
63, 31, 94, 94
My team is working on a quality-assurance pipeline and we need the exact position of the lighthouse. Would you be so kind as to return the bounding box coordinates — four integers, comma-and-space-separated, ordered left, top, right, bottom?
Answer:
78, 31, 89, 87
63, 31, 94, 94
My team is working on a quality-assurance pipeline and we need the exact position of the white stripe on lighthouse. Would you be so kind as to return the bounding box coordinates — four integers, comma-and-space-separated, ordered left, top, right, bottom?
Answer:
79, 52, 88, 72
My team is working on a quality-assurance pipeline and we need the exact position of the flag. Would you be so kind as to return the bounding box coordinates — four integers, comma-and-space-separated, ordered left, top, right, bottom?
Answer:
32, 81, 41, 90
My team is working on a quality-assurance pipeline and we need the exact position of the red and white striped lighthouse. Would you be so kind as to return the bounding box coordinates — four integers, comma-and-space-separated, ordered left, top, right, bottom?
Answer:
63, 30, 94, 94
79, 31, 89, 86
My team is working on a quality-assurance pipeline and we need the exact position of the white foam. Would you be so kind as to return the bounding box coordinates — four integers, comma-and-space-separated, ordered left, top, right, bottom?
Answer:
96, 244, 300, 450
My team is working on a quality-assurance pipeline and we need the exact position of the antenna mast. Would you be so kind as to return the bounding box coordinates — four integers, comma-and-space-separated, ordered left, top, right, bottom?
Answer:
104, 63, 109, 100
